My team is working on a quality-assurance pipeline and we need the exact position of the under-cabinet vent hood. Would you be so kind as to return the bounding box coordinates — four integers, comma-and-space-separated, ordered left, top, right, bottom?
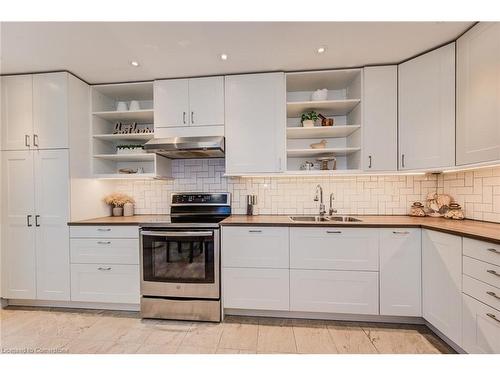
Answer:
143, 136, 225, 159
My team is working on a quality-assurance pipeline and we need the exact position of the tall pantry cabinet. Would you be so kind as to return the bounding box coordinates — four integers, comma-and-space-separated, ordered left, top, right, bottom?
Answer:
1, 72, 89, 301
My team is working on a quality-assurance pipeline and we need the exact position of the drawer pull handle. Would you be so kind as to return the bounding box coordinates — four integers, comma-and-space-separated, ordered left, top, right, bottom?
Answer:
248, 230, 262, 233
326, 231, 342, 234
486, 313, 500, 323
487, 248, 500, 255
487, 270, 500, 277
487, 291, 500, 300
97, 241, 111, 245
97, 228, 111, 232
392, 231, 410, 235
98, 267, 112, 271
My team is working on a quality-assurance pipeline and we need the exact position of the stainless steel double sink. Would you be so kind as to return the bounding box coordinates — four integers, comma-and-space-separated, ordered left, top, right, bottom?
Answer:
289, 215, 362, 222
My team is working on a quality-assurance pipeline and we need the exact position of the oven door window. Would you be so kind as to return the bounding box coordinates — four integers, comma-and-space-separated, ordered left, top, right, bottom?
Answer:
142, 231, 215, 284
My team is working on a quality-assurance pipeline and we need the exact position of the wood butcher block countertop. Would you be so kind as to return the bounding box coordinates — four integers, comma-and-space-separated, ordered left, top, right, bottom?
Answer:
69, 214, 500, 244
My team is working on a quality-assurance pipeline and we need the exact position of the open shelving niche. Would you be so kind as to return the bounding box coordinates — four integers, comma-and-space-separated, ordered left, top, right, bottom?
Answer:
285, 69, 363, 173
91, 82, 172, 179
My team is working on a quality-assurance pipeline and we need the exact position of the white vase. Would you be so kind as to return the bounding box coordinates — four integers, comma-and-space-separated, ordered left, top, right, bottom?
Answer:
311, 88, 328, 101
123, 202, 134, 217
116, 101, 128, 111
112, 207, 123, 216
302, 120, 315, 128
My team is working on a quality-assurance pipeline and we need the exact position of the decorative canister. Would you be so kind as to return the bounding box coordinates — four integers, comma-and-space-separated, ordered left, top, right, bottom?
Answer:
410, 202, 426, 217
123, 202, 134, 217
444, 202, 465, 220
112, 206, 123, 216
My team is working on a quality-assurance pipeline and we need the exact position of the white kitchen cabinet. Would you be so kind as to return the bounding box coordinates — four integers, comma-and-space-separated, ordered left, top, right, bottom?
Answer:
363, 66, 398, 171
379, 228, 422, 317
34, 150, 70, 300
422, 229, 462, 346
290, 269, 379, 315
69, 225, 139, 239
33, 72, 69, 149
223, 267, 289, 310
290, 227, 379, 271
1, 151, 36, 299
225, 72, 286, 174
398, 43, 456, 170
456, 22, 500, 165
222, 226, 289, 268
1, 75, 33, 151
70, 238, 140, 265
462, 294, 500, 354
154, 76, 224, 129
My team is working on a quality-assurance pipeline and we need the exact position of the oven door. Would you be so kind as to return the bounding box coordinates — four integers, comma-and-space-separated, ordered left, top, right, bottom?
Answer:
140, 229, 219, 299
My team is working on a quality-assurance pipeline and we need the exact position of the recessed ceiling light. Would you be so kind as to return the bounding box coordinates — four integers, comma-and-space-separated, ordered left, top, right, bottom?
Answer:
317, 47, 326, 54
220, 54, 228, 61
130, 61, 140, 67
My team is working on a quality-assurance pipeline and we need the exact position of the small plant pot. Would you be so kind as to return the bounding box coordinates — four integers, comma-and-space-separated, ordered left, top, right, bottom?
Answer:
302, 120, 315, 128
123, 202, 134, 217
112, 207, 123, 217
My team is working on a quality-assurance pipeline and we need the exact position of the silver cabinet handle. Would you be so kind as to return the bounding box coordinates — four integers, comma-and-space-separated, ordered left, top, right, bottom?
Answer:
393, 231, 410, 235
97, 267, 112, 271
487, 248, 500, 255
368, 155, 372, 169
191, 111, 194, 124
97, 241, 111, 245
35, 215, 40, 227
248, 230, 262, 233
487, 270, 500, 277
486, 313, 500, 323
326, 230, 342, 234
487, 291, 500, 300
401, 154, 405, 168
33, 134, 39, 147
183, 111, 186, 124
25, 134, 30, 147
27, 215, 33, 227
97, 228, 111, 232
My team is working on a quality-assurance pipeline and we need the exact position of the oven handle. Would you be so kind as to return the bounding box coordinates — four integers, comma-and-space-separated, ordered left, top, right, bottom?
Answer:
141, 230, 213, 237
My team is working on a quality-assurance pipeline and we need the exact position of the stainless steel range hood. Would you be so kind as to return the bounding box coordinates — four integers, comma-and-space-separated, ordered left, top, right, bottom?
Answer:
143, 136, 225, 159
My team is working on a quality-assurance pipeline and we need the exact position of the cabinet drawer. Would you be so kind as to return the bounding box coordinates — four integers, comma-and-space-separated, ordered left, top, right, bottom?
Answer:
463, 237, 500, 267
290, 228, 379, 271
290, 269, 379, 315
462, 294, 500, 354
222, 226, 289, 268
70, 264, 140, 304
70, 238, 139, 265
463, 256, 500, 289
70, 225, 139, 239
223, 267, 289, 311
463, 274, 500, 312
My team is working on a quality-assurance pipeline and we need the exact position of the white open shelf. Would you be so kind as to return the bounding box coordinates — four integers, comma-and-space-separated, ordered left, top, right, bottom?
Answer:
287, 125, 361, 139
93, 133, 154, 141
287, 147, 361, 158
92, 109, 154, 122
93, 153, 154, 162
286, 99, 360, 118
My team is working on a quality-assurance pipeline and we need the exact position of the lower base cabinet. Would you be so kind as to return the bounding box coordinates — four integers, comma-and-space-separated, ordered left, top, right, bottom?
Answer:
462, 294, 500, 354
290, 269, 379, 315
70, 264, 140, 304
223, 267, 289, 310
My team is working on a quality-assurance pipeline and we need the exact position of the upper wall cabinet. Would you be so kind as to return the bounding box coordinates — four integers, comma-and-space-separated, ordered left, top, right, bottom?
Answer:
456, 22, 500, 166
225, 72, 286, 174
398, 43, 456, 170
1, 72, 69, 150
154, 76, 224, 136
363, 66, 398, 171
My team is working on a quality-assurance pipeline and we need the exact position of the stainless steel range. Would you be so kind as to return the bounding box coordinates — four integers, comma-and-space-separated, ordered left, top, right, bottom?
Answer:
140, 192, 231, 322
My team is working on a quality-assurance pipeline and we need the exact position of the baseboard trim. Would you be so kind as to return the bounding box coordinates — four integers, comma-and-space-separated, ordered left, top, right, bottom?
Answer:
6, 299, 140, 312
224, 308, 425, 325
1, 298, 8, 308
424, 319, 465, 354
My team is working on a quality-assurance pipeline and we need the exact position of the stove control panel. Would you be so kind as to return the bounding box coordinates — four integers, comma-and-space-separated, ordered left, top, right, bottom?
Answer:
171, 193, 230, 205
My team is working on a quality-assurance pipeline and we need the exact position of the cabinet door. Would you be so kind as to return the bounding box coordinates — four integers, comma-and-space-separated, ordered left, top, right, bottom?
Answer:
154, 79, 189, 127
34, 149, 70, 300
225, 72, 286, 174
422, 229, 462, 345
290, 269, 379, 315
398, 43, 455, 170
1, 151, 36, 299
457, 22, 500, 165
462, 294, 500, 354
33, 72, 68, 149
223, 267, 289, 310
188, 76, 224, 126
363, 66, 398, 171
1, 75, 33, 151
379, 229, 422, 316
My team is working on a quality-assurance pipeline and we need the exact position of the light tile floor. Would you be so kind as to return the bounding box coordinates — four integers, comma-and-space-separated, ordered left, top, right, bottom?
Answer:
0, 307, 455, 354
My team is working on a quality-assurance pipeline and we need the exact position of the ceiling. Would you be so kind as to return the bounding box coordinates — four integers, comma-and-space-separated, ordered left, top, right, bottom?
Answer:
0, 22, 473, 84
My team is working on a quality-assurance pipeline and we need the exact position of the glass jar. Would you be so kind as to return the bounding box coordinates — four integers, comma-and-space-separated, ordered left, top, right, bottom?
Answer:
444, 202, 465, 220
410, 202, 426, 217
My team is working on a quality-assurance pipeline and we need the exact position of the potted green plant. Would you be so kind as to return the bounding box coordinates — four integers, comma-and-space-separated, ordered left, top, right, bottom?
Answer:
301, 111, 319, 128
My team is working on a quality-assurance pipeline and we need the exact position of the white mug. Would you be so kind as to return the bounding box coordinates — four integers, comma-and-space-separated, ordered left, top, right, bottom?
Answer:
116, 101, 128, 111
129, 100, 140, 111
